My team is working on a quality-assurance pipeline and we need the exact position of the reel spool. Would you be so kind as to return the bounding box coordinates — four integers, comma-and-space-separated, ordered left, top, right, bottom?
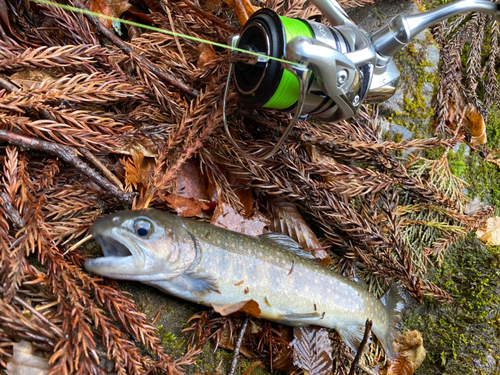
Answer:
223, 0, 500, 161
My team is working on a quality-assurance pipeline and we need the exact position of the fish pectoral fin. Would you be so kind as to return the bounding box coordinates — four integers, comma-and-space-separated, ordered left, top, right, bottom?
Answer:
281, 312, 322, 326
181, 272, 220, 298
259, 233, 315, 260
336, 325, 372, 354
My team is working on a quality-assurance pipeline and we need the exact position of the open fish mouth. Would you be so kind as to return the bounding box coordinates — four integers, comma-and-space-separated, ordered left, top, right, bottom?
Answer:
96, 235, 132, 258
84, 231, 147, 278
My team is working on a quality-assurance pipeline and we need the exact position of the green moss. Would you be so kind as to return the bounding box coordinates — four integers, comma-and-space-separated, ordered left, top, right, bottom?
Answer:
405, 237, 500, 374
157, 325, 186, 357
389, 35, 439, 137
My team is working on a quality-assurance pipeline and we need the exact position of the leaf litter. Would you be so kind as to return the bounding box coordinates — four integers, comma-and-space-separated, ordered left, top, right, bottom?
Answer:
0, 0, 497, 373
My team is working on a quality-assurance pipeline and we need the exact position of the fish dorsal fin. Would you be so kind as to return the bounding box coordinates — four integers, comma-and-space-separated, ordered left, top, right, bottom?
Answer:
259, 233, 315, 260
337, 325, 372, 354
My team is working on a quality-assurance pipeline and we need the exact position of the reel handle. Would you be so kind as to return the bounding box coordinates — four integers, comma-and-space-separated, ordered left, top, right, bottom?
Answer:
371, 0, 500, 62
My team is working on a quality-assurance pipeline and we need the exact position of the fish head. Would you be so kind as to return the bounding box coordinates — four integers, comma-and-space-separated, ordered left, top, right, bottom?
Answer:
84, 209, 198, 282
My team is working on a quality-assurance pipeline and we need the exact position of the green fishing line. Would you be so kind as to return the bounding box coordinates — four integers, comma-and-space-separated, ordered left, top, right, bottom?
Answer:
263, 16, 312, 110
31, 0, 301, 66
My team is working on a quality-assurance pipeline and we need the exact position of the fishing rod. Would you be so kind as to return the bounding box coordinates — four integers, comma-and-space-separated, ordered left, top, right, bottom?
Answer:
224, 0, 500, 160
34, 0, 500, 161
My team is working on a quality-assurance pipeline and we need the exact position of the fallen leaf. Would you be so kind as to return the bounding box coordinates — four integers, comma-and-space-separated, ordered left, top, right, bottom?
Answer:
236, 189, 253, 216
214, 319, 258, 359
165, 194, 210, 217
271, 326, 294, 372
291, 326, 333, 375
211, 201, 269, 236
6, 340, 51, 375
385, 356, 414, 375
196, 44, 216, 69
10, 70, 55, 88
115, 140, 158, 157
465, 106, 487, 146
394, 330, 426, 371
225, 0, 259, 26
267, 198, 331, 267
212, 299, 261, 318
89, 0, 131, 29
476, 216, 500, 245
176, 158, 205, 200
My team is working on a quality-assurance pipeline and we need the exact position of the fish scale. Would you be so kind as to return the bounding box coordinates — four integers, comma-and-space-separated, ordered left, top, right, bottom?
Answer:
84, 208, 404, 359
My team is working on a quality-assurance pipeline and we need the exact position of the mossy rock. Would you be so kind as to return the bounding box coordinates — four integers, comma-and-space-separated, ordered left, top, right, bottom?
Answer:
403, 237, 500, 374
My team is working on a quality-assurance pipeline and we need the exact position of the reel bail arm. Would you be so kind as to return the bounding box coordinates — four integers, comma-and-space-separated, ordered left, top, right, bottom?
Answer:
223, 36, 311, 161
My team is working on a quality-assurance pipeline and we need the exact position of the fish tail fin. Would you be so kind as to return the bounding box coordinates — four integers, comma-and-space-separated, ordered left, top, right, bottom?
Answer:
380, 284, 406, 360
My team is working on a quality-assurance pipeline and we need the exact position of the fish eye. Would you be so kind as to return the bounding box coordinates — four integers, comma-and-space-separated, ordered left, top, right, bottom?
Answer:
133, 218, 154, 238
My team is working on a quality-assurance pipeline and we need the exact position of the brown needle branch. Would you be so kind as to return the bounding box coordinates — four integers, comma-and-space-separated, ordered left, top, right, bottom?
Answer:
78, 147, 123, 190
0, 130, 135, 204
228, 316, 249, 375
348, 319, 372, 375
0, 191, 24, 228
179, 0, 238, 33
72, 0, 198, 98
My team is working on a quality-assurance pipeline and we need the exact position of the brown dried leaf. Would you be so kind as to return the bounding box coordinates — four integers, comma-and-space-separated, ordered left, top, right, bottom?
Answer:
211, 202, 269, 236
465, 106, 486, 145
212, 299, 261, 318
291, 326, 333, 375
89, 0, 131, 29
476, 216, 500, 245
196, 44, 216, 69
116, 140, 158, 157
267, 198, 331, 266
386, 356, 414, 375
176, 158, 205, 200
6, 340, 51, 375
225, 0, 259, 26
10, 70, 55, 88
165, 194, 210, 217
394, 330, 426, 371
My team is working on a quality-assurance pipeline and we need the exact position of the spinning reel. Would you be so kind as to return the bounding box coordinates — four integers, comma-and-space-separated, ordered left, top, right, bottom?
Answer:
223, 0, 500, 160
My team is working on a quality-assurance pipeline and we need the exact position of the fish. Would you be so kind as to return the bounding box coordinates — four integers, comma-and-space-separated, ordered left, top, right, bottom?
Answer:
84, 208, 405, 359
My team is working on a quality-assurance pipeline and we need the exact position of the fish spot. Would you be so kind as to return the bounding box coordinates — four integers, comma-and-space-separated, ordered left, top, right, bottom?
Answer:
298, 272, 303, 277
327, 288, 331, 293
257, 267, 261, 272
315, 279, 319, 284
264, 278, 269, 284
289, 278, 295, 284
304, 286, 309, 292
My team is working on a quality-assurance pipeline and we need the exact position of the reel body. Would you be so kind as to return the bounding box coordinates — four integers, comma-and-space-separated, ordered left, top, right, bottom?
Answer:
232, 8, 383, 122
224, 0, 500, 160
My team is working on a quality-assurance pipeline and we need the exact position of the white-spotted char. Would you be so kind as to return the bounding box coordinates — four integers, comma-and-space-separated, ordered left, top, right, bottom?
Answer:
84, 209, 405, 359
